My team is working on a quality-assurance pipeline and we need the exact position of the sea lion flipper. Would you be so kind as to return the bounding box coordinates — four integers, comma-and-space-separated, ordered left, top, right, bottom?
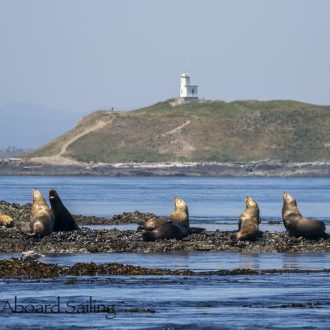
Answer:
321, 232, 329, 239
25, 232, 37, 237
189, 227, 206, 234
136, 225, 145, 232
141, 231, 157, 242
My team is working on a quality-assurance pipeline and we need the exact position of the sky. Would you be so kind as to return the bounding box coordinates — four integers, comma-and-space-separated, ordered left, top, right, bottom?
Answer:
0, 0, 330, 115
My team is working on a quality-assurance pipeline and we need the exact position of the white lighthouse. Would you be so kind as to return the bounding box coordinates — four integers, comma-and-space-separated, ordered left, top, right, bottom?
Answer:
179, 73, 198, 100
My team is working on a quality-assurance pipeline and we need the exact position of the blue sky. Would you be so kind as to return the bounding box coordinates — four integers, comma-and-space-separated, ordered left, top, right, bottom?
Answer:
1, 0, 330, 114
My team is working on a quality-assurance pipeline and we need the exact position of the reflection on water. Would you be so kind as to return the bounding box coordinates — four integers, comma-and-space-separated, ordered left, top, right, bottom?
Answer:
83, 221, 286, 232
5, 251, 329, 272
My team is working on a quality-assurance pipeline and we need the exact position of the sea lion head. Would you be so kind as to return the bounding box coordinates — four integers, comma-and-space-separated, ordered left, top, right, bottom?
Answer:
245, 196, 257, 208
49, 188, 59, 201
244, 196, 260, 222
49, 188, 66, 211
173, 197, 188, 211
282, 192, 297, 207
170, 197, 189, 228
32, 188, 46, 204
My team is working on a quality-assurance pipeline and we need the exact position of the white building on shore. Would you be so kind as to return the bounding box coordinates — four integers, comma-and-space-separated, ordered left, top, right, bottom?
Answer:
179, 73, 198, 100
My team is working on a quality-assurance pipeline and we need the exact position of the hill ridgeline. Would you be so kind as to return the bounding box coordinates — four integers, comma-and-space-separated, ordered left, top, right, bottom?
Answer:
26, 99, 330, 163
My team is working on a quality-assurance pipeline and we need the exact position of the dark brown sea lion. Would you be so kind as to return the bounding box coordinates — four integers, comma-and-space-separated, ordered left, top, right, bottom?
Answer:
143, 197, 189, 230
282, 192, 326, 239
235, 196, 261, 241
49, 188, 79, 231
30, 189, 55, 237
142, 222, 188, 242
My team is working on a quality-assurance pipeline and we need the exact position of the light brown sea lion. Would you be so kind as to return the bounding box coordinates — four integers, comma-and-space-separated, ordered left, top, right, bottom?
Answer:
49, 188, 79, 231
142, 222, 188, 242
0, 214, 14, 228
30, 189, 55, 237
282, 192, 326, 239
235, 196, 261, 241
143, 197, 189, 230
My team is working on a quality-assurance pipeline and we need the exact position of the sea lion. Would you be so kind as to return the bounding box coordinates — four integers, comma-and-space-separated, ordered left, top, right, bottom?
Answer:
143, 197, 189, 230
0, 214, 14, 228
49, 188, 79, 231
142, 222, 188, 242
30, 189, 55, 237
282, 192, 326, 239
235, 196, 261, 241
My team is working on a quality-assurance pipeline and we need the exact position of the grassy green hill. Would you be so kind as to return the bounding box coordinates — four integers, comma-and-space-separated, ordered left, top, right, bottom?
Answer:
27, 99, 330, 162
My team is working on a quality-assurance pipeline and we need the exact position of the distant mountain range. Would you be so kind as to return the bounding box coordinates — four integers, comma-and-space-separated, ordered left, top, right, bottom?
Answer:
26, 99, 330, 163
0, 103, 85, 148
0, 147, 32, 159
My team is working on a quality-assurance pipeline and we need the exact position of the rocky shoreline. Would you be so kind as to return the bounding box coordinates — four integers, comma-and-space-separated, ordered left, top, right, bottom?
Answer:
1, 258, 330, 278
1, 227, 330, 254
1, 200, 330, 254
1, 159, 330, 176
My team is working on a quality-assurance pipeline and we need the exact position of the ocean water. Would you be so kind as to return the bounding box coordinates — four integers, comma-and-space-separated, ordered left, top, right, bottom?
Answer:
0, 176, 330, 328
0, 176, 330, 220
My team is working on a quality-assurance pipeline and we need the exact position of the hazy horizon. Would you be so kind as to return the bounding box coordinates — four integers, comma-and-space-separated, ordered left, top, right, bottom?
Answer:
1, 0, 330, 147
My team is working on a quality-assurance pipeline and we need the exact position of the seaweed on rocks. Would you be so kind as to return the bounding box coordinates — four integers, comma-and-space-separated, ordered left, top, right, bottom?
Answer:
0, 200, 31, 231
1, 259, 330, 279
0, 227, 329, 254
73, 211, 155, 225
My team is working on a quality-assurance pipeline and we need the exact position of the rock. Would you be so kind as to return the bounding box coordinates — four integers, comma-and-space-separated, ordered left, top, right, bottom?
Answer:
21, 250, 45, 260
0, 226, 328, 254
0, 214, 14, 228
1, 258, 330, 279
0, 200, 31, 230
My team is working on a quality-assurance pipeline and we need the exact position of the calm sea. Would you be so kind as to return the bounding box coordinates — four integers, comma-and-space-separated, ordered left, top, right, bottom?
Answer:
1, 176, 330, 218
1, 176, 330, 329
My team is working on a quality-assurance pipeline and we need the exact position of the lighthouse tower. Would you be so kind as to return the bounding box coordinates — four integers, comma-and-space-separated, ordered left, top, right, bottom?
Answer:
179, 73, 198, 100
